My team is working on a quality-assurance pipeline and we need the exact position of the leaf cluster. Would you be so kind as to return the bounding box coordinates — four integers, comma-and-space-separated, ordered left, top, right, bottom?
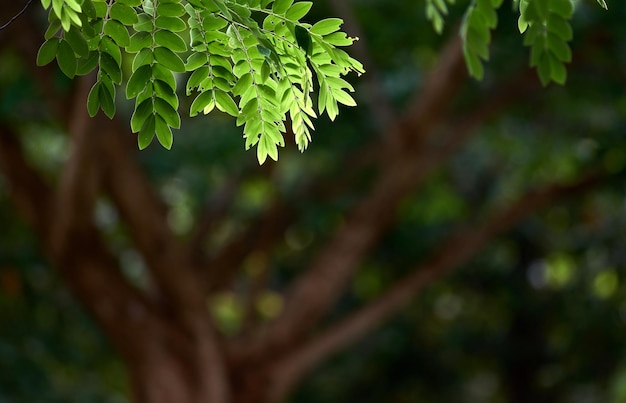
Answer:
453, 0, 606, 85
36, 0, 364, 163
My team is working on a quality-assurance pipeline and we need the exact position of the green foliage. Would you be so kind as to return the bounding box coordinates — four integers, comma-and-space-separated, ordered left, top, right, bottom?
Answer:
455, 0, 606, 85
518, 0, 574, 85
461, 0, 503, 80
37, 0, 364, 163
425, 0, 456, 34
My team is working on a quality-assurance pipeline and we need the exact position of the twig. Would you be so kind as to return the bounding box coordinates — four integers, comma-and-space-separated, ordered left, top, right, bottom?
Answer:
0, 0, 33, 31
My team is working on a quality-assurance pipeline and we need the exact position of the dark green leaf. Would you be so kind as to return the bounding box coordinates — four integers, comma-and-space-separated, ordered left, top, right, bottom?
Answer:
138, 114, 156, 149
65, 27, 89, 57
76, 51, 99, 75
36, 38, 60, 66
104, 20, 131, 47
100, 52, 123, 84
56, 39, 77, 78
98, 80, 116, 118
87, 82, 100, 117
154, 115, 173, 149
131, 98, 154, 132
126, 64, 152, 99
132, 48, 154, 70
295, 25, 312, 55
154, 97, 181, 128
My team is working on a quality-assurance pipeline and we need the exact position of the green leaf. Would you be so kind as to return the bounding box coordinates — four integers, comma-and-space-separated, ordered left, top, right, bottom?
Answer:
156, 2, 185, 17
110, 3, 138, 25
154, 46, 186, 72
87, 82, 100, 117
76, 51, 99, 75
131, 98, 154, 132
154, 115, 173, 149
83, 0, 96, 19
215, 90, 239, 117
285, 2, 312, 21
155, 16, 187, 32
128, 32, 152, 53
104, 20, 131, 47
132, 48, 154, 70
100, 52, 123, 84
134, 13, 153, 32
596, 0, 608, 10
154, 97, 181, 129
549, 55, 566, 84
332, 89, 356, 107
138, 114, 156, 149
547, 33, 571, 62
98, 79, 116, 118
272, 0, 294, 15
154, 30, 187, 52
126, 65, 152, 99
311, 18, 343, 35
295, 25, 312, 55
190, 91, 214, 117
152, 64, 178, 91
549, 0, 574, 18
56, 39, 77, 78
37, 38, 60, 66
185, 53, 208, 71
65, 27, 89, 57
117, 0, 142, 6
99, 36, 122, 65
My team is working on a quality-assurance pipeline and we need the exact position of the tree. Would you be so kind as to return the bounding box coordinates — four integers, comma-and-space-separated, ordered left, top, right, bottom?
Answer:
1, 0, 625, 402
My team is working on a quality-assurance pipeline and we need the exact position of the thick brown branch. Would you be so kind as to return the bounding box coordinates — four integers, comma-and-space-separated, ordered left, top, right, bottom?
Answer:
0, 123, 183, 363
399, 35, 466, 146
259, 35, 465, 350
99, 121, 207, 318
0, 125, 53, 234
267, 170, 605, 400
49, 74, 102, 257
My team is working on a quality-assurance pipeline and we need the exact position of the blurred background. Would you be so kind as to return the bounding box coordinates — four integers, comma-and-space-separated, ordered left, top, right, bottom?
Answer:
2, 0, 626, 402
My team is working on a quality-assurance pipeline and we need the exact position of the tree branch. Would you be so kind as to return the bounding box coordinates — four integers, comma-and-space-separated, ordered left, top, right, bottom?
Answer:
0, 125, 53, 235
0, 0, 33, 31
99, 119, 208, 320
267, 170, 606, 400
229, 38, 531, 364
0, 123, 186, 364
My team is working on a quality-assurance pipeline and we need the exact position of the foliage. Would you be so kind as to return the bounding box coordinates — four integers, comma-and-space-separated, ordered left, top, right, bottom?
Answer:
2, 0, 626, 401
429, 0, 606, 84
36, 0, 364, 163
34, 0, 610, 160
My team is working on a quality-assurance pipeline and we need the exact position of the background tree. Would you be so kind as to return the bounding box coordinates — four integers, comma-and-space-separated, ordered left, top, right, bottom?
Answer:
2, 0, 626, 402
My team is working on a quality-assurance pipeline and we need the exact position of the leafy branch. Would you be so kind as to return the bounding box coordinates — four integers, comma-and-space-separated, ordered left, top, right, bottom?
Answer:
450, 0, 606, 85
36, 0, 364, 164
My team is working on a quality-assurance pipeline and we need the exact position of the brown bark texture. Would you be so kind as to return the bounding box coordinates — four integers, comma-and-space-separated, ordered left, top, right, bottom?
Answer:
0, 4, 615, 403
